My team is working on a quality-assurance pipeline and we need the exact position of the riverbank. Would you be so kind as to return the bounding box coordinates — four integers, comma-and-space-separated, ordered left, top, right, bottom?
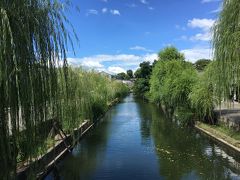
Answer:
195, 122, 240, 153
17, 97, 122, 179
45, 95, 240, 179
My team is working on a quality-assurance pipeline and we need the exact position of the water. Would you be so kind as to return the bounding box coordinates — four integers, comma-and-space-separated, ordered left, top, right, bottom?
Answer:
46, 95, 240, 180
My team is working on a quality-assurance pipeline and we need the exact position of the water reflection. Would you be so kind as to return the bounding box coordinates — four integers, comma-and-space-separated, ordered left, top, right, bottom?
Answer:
46, 95, 240, 180
137, 98, 240, 179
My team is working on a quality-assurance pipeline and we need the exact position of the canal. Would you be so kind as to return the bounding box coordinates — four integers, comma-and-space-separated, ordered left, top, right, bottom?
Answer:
46, 95, 240, 179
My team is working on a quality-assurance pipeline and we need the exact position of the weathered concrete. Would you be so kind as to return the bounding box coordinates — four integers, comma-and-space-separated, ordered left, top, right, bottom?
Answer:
195, 122, 240, 154
17, 120, 93, 180
214, 101, 240, 131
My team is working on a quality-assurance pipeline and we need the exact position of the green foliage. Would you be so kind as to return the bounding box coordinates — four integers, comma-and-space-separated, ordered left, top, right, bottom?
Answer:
189, 62, 219, 124
158, 46, 185, 61
149, 60, 197, 125
134, 61, 152, 79
133, 61, 152, 97
213, 0, 240, 99
133, 47, 187, 100
148, 46, 220, 125
127, 69, 133, 78
58, 68, 129, 131
194, 59, 211, 71
133, 61, 152, 98
115, 72, 129, 80
149, 60, 197, 106
149, 57, 219, 125
0, 1, 129, 178
0, 0, 75, 178
133, 78, 150, 97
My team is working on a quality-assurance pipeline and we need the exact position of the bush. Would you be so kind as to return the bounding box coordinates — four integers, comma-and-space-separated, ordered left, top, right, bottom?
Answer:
189, 62, 218, 124
149, 60, 197, 109
59, 68, 129, 131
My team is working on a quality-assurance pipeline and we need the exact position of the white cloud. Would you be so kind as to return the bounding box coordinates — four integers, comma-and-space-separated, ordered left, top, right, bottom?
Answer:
67, 53, 158, 74
190, 32, 212, 41
202, 0, 220, 3
188, 18, 215, 41
102, 8, 108, 13
181, 48, 213, 62
86, 9, 98, 16
188, 18, 215, 31
101, 0, 108, 2
148, 7, 154, 10
107, 66, 125, 74
81, 61, 104, 68
110, 9, 120, 15
130, 46, 153, 52
143, 53, 158, 62
210, 6, 222, 14
140, 0, 148, 4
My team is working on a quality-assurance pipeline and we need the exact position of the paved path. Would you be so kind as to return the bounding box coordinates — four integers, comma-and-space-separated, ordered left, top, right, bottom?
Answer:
215, 101, 240, 125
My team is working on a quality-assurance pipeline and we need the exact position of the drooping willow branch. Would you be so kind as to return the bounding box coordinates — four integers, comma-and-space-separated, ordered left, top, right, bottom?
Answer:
213, 0, 240, 100
0, 0, 73, 178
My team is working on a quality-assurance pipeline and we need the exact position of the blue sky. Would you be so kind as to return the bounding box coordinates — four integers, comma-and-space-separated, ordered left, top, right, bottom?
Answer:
66, 0, 222, 74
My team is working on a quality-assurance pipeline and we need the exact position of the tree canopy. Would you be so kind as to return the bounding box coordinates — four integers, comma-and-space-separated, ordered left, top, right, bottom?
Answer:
134, 61, 152, 79
158, 46, 185, 61
133, 61, 153, 97
213, 0, 240, 98
0, 0, 74, 177
194, 59, 211, 71
127, 70, 133, 79
115, 72, 129, 80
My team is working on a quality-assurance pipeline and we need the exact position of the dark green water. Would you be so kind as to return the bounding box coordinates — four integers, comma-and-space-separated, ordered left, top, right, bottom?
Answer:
46, 95, 240, 180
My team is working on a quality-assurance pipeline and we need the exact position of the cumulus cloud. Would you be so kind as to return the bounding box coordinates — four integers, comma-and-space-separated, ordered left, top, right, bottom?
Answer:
67, 53, 158, 74
188, 18, 215, 41
181, 48, 213, 62
188, 18, 215, 31
190, 32, 212, 41
81, 61, 104, 68
107, 66, 126, 74
110, 9, 120, 15
130, 46, 153, 52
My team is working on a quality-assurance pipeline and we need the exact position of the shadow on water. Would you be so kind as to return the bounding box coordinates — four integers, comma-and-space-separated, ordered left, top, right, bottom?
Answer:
46, 95, 240, 180
46, 109, 117, 180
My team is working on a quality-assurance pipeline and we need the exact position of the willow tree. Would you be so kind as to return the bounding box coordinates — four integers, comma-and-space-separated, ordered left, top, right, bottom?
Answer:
0, 0, 74, 178
213, 0, 240, 100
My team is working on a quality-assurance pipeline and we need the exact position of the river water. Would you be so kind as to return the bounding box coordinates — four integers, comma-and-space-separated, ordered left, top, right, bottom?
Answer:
46, 95, 240, 180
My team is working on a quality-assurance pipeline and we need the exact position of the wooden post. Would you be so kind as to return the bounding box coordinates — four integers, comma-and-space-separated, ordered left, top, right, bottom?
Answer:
53, 121, 72, 153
